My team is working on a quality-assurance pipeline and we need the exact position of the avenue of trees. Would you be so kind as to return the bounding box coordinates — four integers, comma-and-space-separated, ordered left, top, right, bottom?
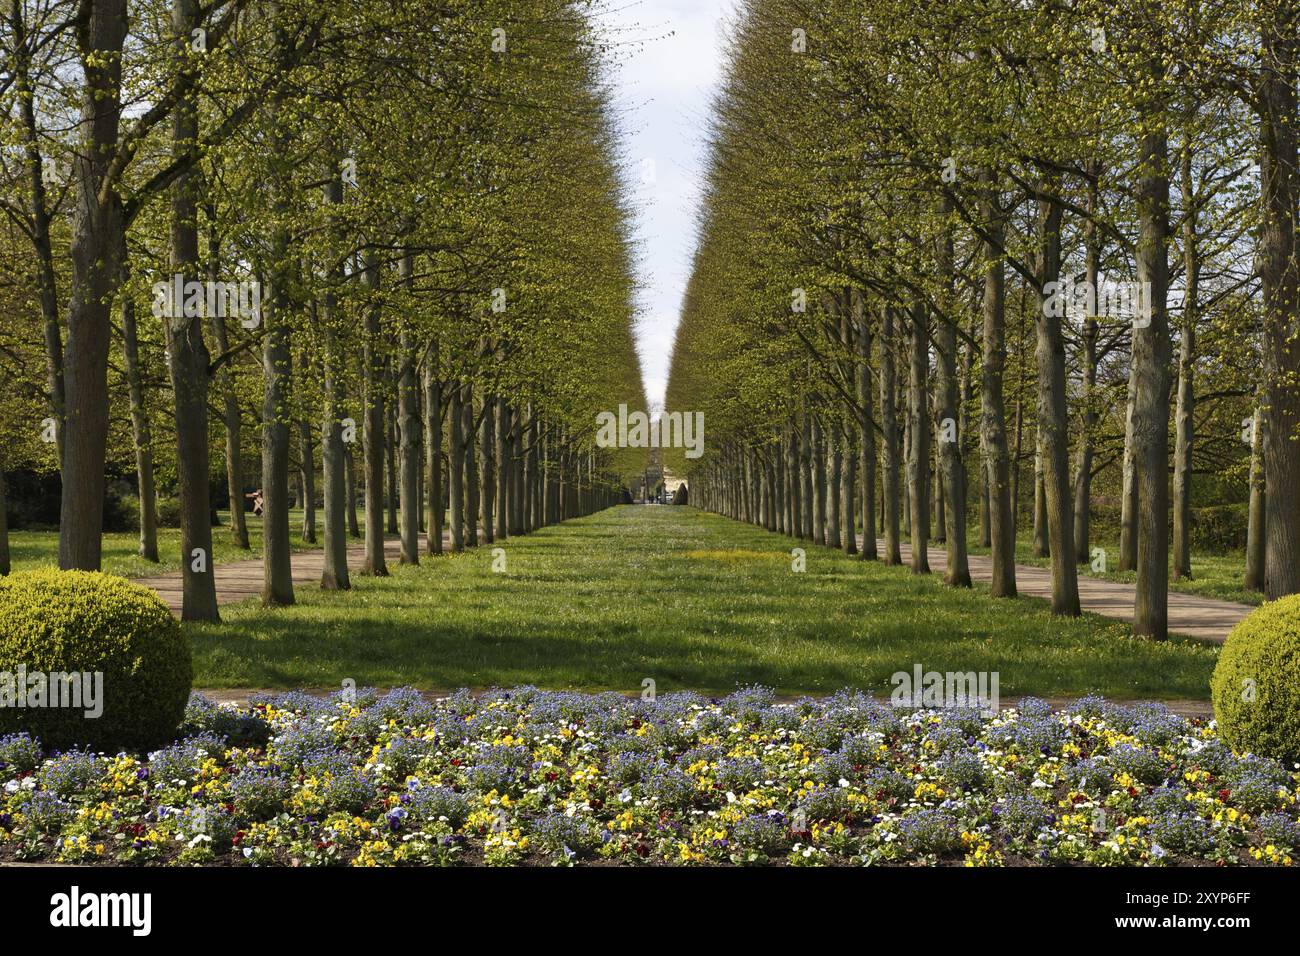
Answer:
666, 0, 1297, 639
0, 0, 646, 619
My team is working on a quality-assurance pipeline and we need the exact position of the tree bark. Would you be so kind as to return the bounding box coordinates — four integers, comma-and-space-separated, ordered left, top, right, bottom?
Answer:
799, 406, 814, 539
812, 414, 827, 545
935, 207, 970, 586
495, 399, 510, 540
1132, 96, 1172, 640
827, 419, 842, 549
120, 265, 159, 563
880, 307, 902, 564
479, 389, 496, 544
397, 254, 421, 565
907, 302, 930, 573
1257, 6, 1300, 599
464, 383, 479, 545
1118, 360, 1139, 572
164, 0, 219, 622
1073, 168, 1101, 565
360, 250, 388, 575
511, 405, 526, 535
260, 178, 295, 603
423, 349, 444, 556
449, 382, 466, 551
1245, 406, 1266, 591
59, 0, 129, 571
206, 232, 248, 552
1172, 145, 1197, 581
786, 421, 801, 538
856, 292, 878, 559
345, 443, 360, 538
1034, 191, 1079, 614
297, 351, 317, 545
386, 398, 399, 535
318, 169, 350, 591
980, 174, 1016, 597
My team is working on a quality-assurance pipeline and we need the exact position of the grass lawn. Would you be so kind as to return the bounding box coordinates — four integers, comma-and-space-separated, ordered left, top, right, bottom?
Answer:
963, 530, 1260, 607
188, 505, 1219, 700
5, 509, 324, 578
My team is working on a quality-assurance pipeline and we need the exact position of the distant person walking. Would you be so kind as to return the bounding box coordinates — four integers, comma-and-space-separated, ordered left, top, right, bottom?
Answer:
245, 489, 265, 517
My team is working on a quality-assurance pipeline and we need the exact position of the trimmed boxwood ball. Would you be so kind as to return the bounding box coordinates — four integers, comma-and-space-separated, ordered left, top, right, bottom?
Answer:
0, 569, 192, 752
1211, 595, 1300, 764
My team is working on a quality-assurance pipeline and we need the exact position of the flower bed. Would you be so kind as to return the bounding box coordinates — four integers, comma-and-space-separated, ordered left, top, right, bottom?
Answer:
0, 686, 1296, 866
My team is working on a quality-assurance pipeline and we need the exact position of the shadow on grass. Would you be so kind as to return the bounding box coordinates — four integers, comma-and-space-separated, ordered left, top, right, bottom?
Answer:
189, 506, 1219, 699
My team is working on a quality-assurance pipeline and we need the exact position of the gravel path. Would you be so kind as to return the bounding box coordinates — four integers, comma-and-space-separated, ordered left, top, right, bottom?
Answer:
858, 536, 1248, 643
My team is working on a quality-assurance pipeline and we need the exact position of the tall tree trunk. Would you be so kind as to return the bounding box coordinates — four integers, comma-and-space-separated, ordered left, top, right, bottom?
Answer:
841, 433, 857, 553
164, 0, 218, 622
1245, 406, 1266, 591
206, 225, 249, 551
812, 414, 827, 544
827, 420, 842, 549
961, 311, 988, 551
260, 160, 295, 603
1073, 163, 1102, 564
1032, 440, 1048, 558
494, 399, 509, 540
319, 171, 350, 591
1118, 362, 1140, 572
799, 407, 814, 539
935, 207, 970, 586
345, 444, 360, 538
774, 433, 787, 534
786, 421, 801, 538
397, 253, 420, 565
1132, 90, 1172, 640
980, 174, 1016, 597
1257, 6, 1300, 599
856, 292, 877, 559
386, 398, 399, 535
907, 302, 930, 573
464, 383, 479, 545
423, 350, 444, 556
880, 306, 902, 564
448, 382, 465, 552
59, 0, 129, 571
902, 386, 912, 539
479, 390, 496, 544
524, 407, 538, 532
360, 250, 388, 575
297, 351, 317, 545
933, 444, 945, 544
1034, 191, 1079, 614
1172, 144, 1197, 581
120, 266, 159, 563
1011, 328, 1025, 541
511, 406, 525, 534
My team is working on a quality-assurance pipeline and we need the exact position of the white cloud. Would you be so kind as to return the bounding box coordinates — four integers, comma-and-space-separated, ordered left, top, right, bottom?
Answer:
599, 0, 734, 409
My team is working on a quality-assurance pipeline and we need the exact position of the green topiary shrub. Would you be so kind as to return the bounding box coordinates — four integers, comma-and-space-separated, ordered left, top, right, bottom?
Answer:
0, 569, 192, 752
1211, 595, 1300, 764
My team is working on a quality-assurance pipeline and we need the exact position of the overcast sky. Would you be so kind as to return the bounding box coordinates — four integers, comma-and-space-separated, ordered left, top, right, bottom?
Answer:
598, 0, 735, 412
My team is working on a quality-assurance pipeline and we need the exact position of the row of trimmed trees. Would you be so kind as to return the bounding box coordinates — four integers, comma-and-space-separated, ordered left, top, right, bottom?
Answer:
666, 0, 1296, 639
0, 0, 646, 614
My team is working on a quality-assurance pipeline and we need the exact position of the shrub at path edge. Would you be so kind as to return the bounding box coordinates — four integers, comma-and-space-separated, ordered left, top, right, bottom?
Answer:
0, 569, 192, 751
1211, 594, 1300, 764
